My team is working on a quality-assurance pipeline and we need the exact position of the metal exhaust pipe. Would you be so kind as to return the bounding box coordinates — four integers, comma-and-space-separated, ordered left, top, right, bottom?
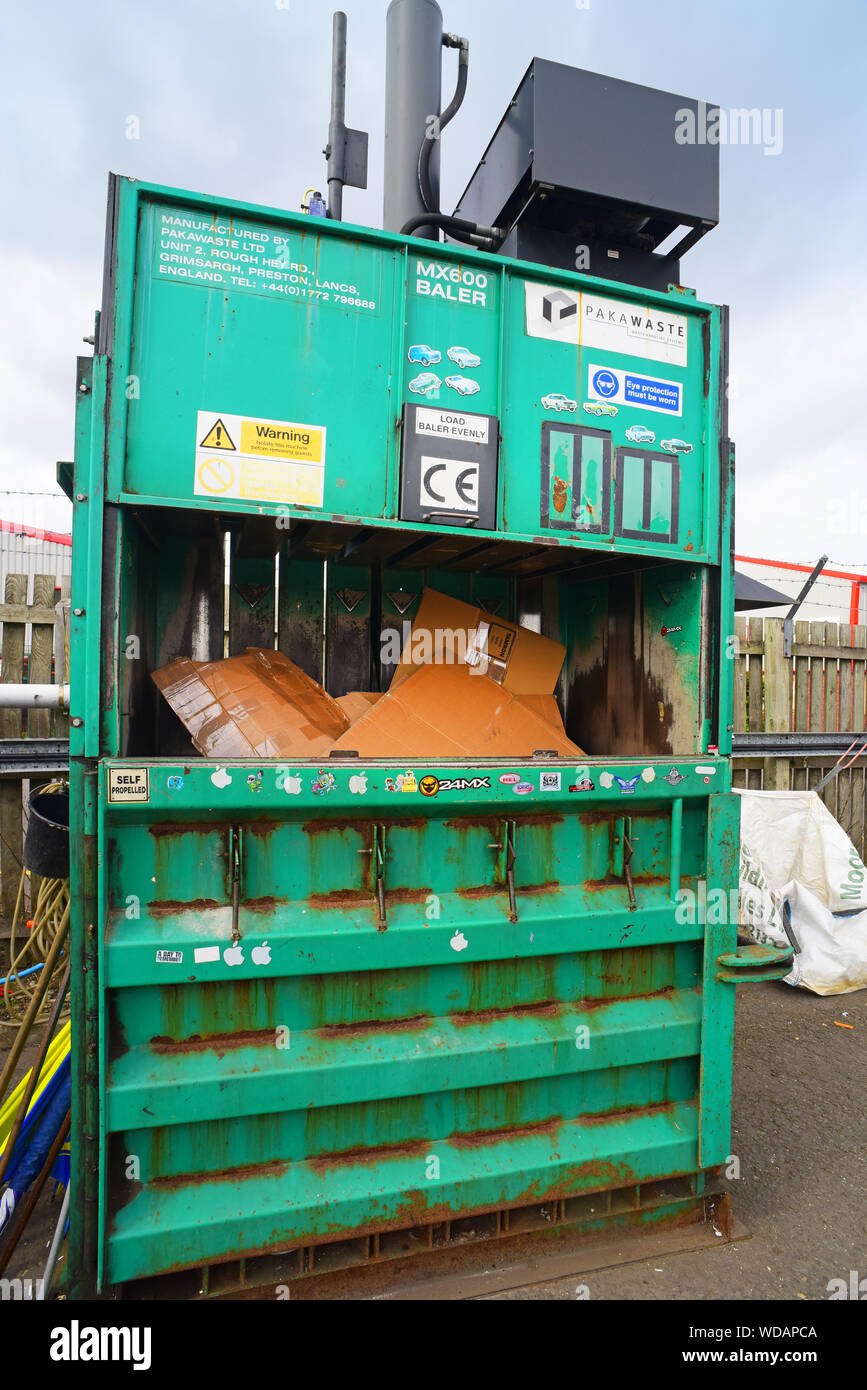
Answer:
383, 0, 443, 237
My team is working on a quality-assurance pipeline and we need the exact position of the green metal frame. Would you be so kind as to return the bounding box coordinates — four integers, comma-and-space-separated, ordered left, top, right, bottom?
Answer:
92, 177, 721, 562
62, 175, 790, 1298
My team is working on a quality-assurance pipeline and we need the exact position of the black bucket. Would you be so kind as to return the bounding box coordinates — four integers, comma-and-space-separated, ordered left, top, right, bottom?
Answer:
24, 791, 70, 879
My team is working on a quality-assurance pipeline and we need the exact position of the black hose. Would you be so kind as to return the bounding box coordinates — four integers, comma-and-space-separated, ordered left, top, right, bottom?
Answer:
418, 40, 469, 216
399, 212, 499, 249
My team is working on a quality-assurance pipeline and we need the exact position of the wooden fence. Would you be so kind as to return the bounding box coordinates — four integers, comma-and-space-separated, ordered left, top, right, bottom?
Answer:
3, 593, 866, 909
733, 615, 867, 858
0, 573, 70, 917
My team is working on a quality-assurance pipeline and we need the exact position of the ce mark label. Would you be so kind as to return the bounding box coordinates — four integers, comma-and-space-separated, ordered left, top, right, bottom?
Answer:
400, 404, 498, 529
419, 457, 479, 514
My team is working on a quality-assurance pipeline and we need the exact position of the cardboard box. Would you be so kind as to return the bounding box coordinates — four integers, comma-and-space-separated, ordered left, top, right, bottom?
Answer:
336, 692, 383, 725
391, 589, 566, 694
331, 662, 583, 759
152, 593, 583, 762
331, 590, 583, 759
152, 648, 349, 758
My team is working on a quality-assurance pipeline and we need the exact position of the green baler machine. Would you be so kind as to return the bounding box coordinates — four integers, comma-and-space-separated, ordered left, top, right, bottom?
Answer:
63, 173, 791, 1297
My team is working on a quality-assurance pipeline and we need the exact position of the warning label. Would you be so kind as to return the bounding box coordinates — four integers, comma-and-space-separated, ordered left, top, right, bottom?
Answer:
483, 623, 516, 663
197, 456, 236, 494
108, 768, 150, 804
195, 411, 326, 507
239, 419, 324, 463
199, 418, 236, 450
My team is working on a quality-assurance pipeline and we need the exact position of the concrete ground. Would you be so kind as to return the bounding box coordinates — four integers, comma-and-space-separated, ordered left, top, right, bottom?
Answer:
489, 980, 867, 1300
2, 978, 864, 1300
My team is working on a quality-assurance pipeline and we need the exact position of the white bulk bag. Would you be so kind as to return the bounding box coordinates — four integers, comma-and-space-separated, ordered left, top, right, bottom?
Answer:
736, 790, 867, 996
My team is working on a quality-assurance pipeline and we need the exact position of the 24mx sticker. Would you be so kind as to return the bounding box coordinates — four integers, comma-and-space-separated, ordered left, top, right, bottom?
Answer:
436, 776, 491, 792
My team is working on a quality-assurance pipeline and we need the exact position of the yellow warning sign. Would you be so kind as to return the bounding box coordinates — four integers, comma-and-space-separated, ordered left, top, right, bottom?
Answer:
194, 410, 326, 507
239, 459, 324, 506
199, 418, 236, 451
240, 420, 324, 464
197, 456, 236, 494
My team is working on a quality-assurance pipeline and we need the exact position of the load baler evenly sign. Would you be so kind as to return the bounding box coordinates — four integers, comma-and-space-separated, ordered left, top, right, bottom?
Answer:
399, 404, 498, 529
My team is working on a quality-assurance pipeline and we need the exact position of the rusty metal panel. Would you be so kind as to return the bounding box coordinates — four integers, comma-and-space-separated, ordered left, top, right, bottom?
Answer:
96, 761, 744, 1288
324, 563, 373, 695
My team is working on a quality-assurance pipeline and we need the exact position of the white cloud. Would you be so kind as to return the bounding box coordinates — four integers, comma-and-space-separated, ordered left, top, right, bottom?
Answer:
731, 268, 867, 561
0, 254, 92, 534
2, 0, 865, 565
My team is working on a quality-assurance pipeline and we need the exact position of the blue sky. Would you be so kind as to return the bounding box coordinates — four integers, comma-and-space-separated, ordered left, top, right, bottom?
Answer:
1, 0, 865, 566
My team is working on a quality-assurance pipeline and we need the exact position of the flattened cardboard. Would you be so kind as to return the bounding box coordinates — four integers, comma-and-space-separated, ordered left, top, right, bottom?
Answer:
520, 693, 571, 728
152, 648, 349, 758
331, 661, 584, 759
391, 588, 565, 694
152, 596, 579, 762
336, 692, 383, 725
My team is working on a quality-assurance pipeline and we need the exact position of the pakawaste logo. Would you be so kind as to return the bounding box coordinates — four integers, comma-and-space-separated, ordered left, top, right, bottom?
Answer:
579, 291, 688, 366
525, 283, 688, 367
583, 296, 686, 346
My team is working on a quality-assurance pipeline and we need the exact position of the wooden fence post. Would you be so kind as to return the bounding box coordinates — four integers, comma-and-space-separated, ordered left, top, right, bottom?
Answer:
0, 574, 27, 917
762, 616, 790, 791
28, 574, 56, 738
55, 576, 71, 738
26, 573, 60, 910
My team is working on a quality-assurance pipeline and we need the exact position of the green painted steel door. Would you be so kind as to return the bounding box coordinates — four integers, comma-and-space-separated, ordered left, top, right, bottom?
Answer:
95, 760, 740, 1287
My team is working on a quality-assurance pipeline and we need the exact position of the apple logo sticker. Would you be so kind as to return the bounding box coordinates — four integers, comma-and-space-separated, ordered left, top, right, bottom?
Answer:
211, 767, 232, 790
223, 944, 244, 967
599, 772, 614, 790
251, 941, 272, 966
641, 767, 656, 783
349, 773, 368, 795
450, 930, 469, 953
282, 775, 302, 795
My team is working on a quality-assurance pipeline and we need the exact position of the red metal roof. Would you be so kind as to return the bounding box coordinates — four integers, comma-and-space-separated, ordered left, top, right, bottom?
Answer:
736, 553, 867, 583
0, 518, 72, 547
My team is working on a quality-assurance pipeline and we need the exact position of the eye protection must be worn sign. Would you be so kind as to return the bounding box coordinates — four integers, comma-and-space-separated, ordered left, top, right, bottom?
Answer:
587, 364, 683, 417
194, 410, 327, 507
